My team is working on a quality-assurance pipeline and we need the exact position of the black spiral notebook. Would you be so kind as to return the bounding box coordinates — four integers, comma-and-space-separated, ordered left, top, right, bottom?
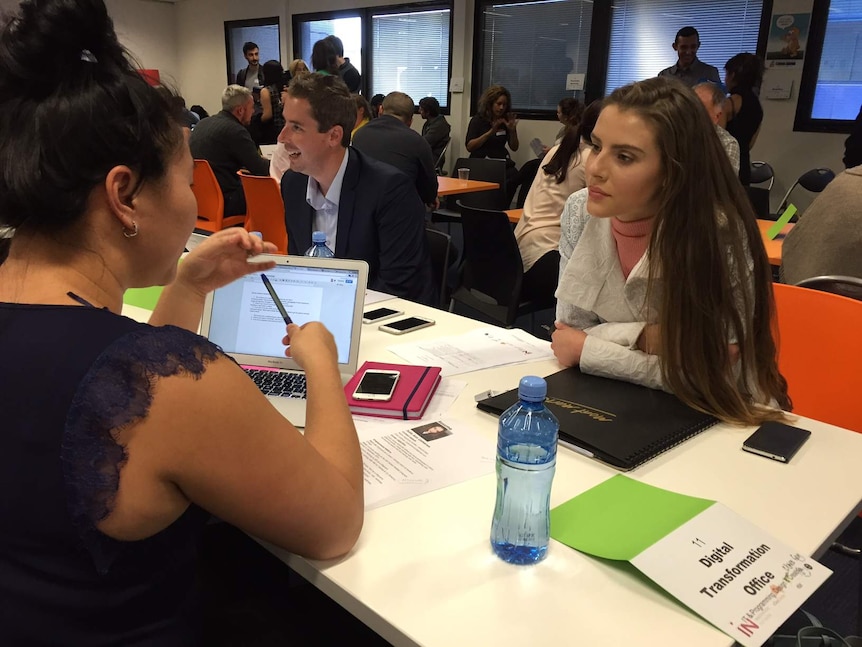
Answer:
476, 368, 717, 471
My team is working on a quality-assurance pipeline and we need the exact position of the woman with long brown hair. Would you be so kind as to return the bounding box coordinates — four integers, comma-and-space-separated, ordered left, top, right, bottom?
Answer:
551, 77, 789, 425
465, 84, 522, 203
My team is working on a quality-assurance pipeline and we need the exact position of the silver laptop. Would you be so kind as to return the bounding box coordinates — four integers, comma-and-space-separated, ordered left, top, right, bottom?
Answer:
200, 254, 368, 427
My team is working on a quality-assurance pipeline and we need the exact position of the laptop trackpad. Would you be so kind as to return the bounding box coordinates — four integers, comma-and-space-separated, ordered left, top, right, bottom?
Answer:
267, 395, 307, 428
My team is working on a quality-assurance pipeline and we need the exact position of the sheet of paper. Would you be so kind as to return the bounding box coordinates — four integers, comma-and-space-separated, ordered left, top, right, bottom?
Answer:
550, 476, 830, 647
633, 504, 830, 647
387, 327, 554, 377
356, 417, 495, 510
364, 290, 396, 305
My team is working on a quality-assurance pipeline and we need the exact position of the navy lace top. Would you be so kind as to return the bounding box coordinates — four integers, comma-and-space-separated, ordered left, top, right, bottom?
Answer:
0, 304, 223, 646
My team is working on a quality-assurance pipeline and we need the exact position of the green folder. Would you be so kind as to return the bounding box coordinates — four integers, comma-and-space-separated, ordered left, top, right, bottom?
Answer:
122, 286, 163, 311
550, 475, 714, 560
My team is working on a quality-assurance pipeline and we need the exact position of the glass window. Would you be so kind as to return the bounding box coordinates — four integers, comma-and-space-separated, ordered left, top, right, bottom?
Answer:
475, 0, 593, 114
371, 7, 451, 106
225, 18, 281, 85
295, 15, 363, 76
606, 0, 764, 93
293, 2, 453, 108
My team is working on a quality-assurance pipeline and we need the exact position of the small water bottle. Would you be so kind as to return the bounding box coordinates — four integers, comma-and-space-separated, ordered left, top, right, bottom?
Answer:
305, 231, 334, 258
490, 375, 558, 565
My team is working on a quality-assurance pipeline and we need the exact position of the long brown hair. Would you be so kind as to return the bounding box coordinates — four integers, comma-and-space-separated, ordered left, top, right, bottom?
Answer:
604, 77, 789, 424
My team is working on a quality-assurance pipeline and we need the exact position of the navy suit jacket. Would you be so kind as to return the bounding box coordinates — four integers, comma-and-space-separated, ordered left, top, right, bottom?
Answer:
281, 148, 437, 306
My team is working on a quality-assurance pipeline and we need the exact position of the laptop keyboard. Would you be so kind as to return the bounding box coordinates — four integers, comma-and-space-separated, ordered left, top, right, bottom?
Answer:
244, 368, 308, 399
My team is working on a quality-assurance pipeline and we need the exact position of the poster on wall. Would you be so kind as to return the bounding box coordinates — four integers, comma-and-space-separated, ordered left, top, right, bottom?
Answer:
765, 12, 811, 68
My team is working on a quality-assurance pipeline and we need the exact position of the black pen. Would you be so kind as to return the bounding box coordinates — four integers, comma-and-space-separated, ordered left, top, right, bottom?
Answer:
260, 274, 293, 325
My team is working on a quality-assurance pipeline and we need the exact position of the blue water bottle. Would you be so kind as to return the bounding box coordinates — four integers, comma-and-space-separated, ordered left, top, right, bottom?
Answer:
305, 231, 335, 258
490, 375, 558, 565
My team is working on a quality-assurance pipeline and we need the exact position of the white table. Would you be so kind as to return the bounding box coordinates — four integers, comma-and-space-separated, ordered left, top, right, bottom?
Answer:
123, 298, 862, 647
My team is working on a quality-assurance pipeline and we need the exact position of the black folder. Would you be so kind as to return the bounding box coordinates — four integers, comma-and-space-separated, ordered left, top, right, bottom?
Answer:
476, 368, 717, 471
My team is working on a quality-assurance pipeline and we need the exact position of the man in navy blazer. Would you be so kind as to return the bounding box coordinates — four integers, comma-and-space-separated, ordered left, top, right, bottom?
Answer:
279, 73, 436, 306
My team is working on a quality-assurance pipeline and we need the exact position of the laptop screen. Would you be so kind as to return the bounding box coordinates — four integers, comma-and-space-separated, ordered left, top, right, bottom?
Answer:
206, 263, 362, 365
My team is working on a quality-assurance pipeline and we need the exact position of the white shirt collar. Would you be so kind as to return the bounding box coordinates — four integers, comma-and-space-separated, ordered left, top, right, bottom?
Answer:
305, 148, 349, 211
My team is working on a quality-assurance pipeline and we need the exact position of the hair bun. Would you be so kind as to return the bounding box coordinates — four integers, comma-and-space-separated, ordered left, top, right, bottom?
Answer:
0, 0, 126, 92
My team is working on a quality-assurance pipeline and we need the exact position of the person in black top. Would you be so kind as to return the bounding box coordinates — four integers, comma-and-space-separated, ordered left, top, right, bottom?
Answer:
324, 35, 361, 93
844, 104, 862, 169
724, 53, 764, 186
465, 84, 522, 203
189, 85, 270, 214
0, 2, 365, 645
258, 59, 285, 144
419, 96, 451, 169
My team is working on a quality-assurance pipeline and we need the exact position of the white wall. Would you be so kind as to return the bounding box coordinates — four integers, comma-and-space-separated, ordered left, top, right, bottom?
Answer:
176, 0, 286, 116
106, 0, 179, 83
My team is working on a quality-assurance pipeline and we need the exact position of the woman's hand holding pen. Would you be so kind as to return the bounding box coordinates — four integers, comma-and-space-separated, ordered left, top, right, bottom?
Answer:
282, 322, 338, 370
550, 321, 587, 367
175, 228, 277, 297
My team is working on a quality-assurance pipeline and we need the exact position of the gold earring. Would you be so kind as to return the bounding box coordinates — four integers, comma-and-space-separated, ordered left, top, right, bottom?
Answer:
123, 221, 138, 238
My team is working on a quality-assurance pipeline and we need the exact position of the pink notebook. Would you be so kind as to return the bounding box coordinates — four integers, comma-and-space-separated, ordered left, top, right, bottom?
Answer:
344, 361, 442, 419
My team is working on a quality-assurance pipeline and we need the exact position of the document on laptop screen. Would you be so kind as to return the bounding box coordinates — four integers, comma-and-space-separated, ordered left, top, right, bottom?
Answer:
207, 266, 359, 364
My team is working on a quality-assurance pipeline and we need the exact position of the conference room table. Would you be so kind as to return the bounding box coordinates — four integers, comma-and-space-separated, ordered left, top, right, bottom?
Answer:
120, 296, 862, 646
437, 176, 499, 196
243, 298, 861, 647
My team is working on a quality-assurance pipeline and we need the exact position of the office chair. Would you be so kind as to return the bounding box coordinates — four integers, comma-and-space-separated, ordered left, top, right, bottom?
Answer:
432, 157, 510, 226
794, 275, 862, 302
193, 159, 245, 233
772, 283, 862, 433
775, 167, 836, 218
746, 161, 774, 220
238, 172, 288, 254
434, 137, 451, 175
449, 202, 555, 328
425, 226, 452, 309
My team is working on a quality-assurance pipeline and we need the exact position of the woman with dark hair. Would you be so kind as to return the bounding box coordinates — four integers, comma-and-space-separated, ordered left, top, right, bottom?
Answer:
259, 59, 285, 144
0, 1, 364, 644
465, 84, 521, 203
514, 100, 601, 304
724, 53, 765, 185
552, 77, 789, 425
311, 37, 339, 76
369, 93, 385, 118
554, 97, 584, 144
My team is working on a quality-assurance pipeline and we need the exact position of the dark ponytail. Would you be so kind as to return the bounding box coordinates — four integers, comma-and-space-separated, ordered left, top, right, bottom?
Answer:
0, 0, 183, 232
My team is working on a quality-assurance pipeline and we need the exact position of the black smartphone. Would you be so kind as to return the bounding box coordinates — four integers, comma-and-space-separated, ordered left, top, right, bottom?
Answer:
378, 316, 435, 335
742, 422, 811, 463
362, 306, 403, 324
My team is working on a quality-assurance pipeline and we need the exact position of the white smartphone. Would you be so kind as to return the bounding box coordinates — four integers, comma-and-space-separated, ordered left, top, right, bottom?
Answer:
378, 316, 436, 335
352, 369, 401, 401
362, 306, 404, 324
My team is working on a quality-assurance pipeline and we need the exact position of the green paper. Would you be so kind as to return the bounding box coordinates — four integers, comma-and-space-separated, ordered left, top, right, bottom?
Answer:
550, 475, 714, 560
123, 286, 163, 310
766, 204, 797, 240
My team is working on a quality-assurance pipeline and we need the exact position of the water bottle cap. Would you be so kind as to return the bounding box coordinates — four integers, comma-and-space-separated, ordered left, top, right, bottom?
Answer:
518, 375, 547, 402
312, 231, 327, 244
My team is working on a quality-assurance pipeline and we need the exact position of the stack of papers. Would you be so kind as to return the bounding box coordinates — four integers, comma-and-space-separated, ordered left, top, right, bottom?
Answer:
388, 327, 553, 377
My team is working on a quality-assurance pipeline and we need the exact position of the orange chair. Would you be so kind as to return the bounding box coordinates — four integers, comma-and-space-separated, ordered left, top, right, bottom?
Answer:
193, 159, 245, 233
238, 172, 287, 254
773, 283, 862, 432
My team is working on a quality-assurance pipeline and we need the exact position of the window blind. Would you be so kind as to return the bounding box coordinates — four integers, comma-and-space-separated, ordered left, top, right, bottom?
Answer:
371, 8, 451, 107
478, 0, 593, 112
606, 0, 763, 93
